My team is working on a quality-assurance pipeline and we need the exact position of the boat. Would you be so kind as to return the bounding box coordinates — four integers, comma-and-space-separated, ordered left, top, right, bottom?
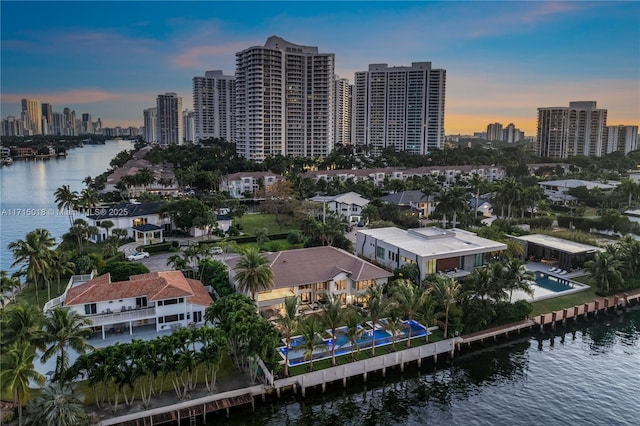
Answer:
1, 157, 13, 165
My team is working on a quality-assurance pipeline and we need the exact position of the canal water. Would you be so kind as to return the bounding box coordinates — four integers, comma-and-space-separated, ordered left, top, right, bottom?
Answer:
0, 139, 134, 274
213, 309, 639, 426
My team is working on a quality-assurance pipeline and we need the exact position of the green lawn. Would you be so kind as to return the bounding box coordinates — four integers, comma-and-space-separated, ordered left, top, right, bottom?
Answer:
9, 280, 67, 310
530, 276, 599, 316
234, 213, 296, 235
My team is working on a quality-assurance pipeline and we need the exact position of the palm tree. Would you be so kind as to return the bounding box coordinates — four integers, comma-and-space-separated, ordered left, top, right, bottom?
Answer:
275, 296, 300, 376
1, 303, 46, 351
426, 275, 460, 339
500, 178, 522, 222
8, 228, 56, 304
54, 184, 79, 226
584, 251, 622, 293
504, 258, 534, 302
41, 307, 94, 381
49, 250, 75, 295
435, 186, 467, 228
0, 270, 20, 306
365, 283, 388, 356
616, 178, 639, 208
421, 178, 440, 221
618, 235, 640, 276
25, 382, 87, 426
79, 187, 100, 211
233, 248, 274, 302
299, 315, 325, 372
320, 293, 347, 366
468, 174, 488, 219
417, 294, 437, 343
99, 219, 115, 239
135, 168, 156, 192
343, 309, 365, 361
0, 342, 45, 426
392, 279, 424, 348
382, 309, 403, 350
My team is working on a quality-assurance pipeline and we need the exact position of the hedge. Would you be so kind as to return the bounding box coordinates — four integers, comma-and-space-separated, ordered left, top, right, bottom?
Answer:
141, 241, 177, 253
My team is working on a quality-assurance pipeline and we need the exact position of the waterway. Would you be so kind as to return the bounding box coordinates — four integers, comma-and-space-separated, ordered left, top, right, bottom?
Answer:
216, 309, 639, 426
0, 139, 134, 274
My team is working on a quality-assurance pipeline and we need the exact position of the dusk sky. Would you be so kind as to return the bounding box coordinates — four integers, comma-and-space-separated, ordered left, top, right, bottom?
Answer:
1, 1, 638, 135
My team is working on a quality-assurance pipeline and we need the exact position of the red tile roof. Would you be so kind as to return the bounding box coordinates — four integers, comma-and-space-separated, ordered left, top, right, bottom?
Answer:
64, 271, 212, 307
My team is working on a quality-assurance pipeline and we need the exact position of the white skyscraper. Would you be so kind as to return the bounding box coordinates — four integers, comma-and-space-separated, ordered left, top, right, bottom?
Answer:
353, 62, 446, 155
606, 125, 638, 155
334, 77, 352, 146
156, 93, 183, 145
235, 36, 335, 161
192, 70, 236, 143
143, 107, 157, 143
537, 101, 608, 158
486, 123, 503, 141
21, 98, 42, 135
183, 109, 195, 143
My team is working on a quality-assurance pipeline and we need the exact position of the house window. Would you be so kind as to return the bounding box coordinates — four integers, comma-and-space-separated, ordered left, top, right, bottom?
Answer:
84, 303, 97, 315
162, 298, 178, 306
426, 259, 437, 275
376, 246, 385, 259
179, 314, 185, 321
335, 279, 347, 291
136, 297, 147, 308
193, 311, 202, 323
164, 314, 179, 323
178, 298, 184, 303
474, 253, 484, 267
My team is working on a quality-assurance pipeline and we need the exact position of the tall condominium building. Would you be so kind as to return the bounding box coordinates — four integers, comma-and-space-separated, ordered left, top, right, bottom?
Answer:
183, 109, 195, 143
81, 113, 92, 134
606, 125, 638, 155
143, 107, 157, 143
21, 98, 42, 135
63, 108, 77, 136
486, 123, 503, 141
52, 112, 64, 136
156, 93, 183, 145
353, 62, 446, 155
235, 36, 335, 161
537, 101, 608, 158
334, 76, 352, 146
503, 123, 524, 143
192, 70, 236, 143
1, 116, 24, 136
41, 103, 53, 135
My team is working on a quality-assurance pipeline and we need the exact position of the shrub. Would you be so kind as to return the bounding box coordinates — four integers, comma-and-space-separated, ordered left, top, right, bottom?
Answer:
287, 230, 306, 245
141, 242, 173, 253
100, 261, 150, 282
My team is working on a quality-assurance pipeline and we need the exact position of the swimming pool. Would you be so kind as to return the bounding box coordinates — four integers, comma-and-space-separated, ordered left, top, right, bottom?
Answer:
511, 270, 589, 303
534, 271, 575, 292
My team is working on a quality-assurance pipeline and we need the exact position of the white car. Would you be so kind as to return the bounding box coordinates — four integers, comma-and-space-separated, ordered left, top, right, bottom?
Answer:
211, 247, 223, 255
127, 251, 150, 261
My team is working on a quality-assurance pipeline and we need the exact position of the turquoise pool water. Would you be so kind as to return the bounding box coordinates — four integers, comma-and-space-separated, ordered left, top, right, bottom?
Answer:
534, 271, 574, 292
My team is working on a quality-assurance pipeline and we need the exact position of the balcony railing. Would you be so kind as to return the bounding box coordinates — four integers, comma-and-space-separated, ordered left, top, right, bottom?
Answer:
87, 307, 157, 327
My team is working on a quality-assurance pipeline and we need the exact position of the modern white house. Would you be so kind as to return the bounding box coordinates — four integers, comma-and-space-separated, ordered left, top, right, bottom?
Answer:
58, 271, 212, 339
86, 201, 168, 244
220, 171, 284, 199
538, 179, 618, 205
356, 227, 507, 283
309, 192, 370, 223
224, 246, 393, 318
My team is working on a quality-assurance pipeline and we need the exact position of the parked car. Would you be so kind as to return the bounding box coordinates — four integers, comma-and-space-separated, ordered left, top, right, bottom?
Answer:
211, 246, 223, 255
357, 221, 366, 227
127, 251, 150, 261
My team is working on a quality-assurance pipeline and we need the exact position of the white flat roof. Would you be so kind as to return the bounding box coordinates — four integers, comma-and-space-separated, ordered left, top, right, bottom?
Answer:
512, 234, 603, 254
358, 227, 507, 259
539, 179, 617, 190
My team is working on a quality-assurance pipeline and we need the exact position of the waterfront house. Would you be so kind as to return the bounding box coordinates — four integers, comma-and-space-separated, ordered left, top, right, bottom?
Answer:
60, 271, 212, 339
538, 179, 618, 205
224, 246, 393, 317
309, 192, 370, 223
86, 201, 168, 244
511, 234, 604, 272
380, 190, 432, 218
355, 227, 507, 283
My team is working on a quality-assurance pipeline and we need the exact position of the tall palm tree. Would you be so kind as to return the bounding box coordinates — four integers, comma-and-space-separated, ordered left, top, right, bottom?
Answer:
0, 342, 45, 426
1, 303, 46, 351
365, 283, 388, 356
275, 296, 300, 376
468, 174, 488, 219
421, 178, 440, 221
343, 309, 365, 361
501, 178, 522, 222
504, 258, 534, 302
435, 186, 467, 228
8, 228, 56, 304
584, 251, 622, 293
54, 184, 79, 226
25, 382, 87, 426
320, 293, 347, 366
79, 187, 100, 211
233, 248, 274, 302
426, 275, 460, 339
618, 235, 640, 276
49, 250, 75, 295
41, 307, 94, 381
392, 279, 424, 348
299, 315, 325, 372
417, 294, 437, 343
616, 178, 639, 208
0, 270, 20, 306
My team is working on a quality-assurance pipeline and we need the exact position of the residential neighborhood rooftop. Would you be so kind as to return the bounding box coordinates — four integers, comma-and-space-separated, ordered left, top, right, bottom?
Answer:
512, 234, 604, 255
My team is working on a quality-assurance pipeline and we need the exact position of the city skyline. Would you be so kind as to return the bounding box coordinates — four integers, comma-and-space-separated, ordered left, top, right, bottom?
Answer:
1, 1, 638, 135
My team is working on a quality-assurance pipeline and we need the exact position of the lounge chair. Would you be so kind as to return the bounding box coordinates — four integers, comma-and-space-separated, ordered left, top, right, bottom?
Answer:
559, 270, 567, 275
548, 267, 558, 272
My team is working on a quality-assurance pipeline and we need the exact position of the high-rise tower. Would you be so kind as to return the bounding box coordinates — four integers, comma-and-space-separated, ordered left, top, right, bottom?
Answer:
192, 70, 236, 143
352, 62, 446, 155
334, 77, 352, 146
21, 98, 42, 135
156, 93, 183, 145
235, 36, 335, 161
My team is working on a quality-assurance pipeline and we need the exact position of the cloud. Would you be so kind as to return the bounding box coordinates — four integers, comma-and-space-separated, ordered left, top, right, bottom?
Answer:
170, 41, 252, 70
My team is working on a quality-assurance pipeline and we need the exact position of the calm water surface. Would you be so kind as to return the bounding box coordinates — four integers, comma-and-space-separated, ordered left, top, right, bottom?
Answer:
0, 140, 134, 273
215, 309, 639, 426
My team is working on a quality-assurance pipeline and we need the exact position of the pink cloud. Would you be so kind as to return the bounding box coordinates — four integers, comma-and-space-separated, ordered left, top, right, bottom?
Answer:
170, 41, 256, 69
